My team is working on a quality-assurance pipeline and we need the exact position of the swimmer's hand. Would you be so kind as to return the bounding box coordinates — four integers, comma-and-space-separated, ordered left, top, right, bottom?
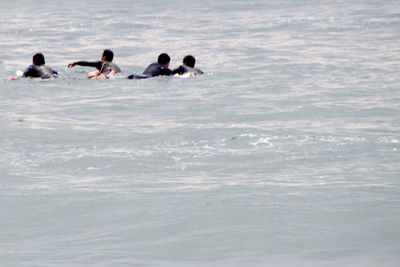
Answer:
67, 62, 75, 68
87, 70, 100, 78
97, 70, 115, 79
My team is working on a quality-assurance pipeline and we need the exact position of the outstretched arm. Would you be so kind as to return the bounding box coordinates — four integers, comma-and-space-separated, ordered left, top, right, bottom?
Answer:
3, 76, 19, 80
68, 61, 102, 69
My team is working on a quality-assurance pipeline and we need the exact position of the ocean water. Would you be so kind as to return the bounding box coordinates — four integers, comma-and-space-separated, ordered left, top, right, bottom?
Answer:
1, 0, 400, 266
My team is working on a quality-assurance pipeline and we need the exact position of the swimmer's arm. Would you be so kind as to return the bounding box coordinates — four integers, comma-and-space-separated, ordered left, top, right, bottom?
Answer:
161, 67, 173, 76
172, 66, 184, 75
68, 61, 102, 70
97, 70, 115, 79
3, 76, 19, 80
4, 66, 32, 80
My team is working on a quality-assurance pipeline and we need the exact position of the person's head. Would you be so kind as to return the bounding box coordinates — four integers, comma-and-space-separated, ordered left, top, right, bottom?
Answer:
102, 49, 114, 62
183, 55, 196, 68
157, 53, 170, 67
33, 53, 45, 66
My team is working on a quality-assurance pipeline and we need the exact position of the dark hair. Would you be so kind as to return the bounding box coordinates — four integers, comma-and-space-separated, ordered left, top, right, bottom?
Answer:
103, 49, 114, 62
183, 55, 196, 68
157, 53, 170, 65
33, 53, 45, 66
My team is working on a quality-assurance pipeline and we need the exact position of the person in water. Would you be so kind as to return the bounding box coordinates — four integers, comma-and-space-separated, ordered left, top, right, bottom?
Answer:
68, 49, 121, 78
4, 53, 58, 80
172, 55, 204, 76
127, 53, 172, 79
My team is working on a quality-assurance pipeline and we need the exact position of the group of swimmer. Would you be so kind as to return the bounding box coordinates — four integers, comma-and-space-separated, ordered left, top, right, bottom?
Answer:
4, 49, 203, 80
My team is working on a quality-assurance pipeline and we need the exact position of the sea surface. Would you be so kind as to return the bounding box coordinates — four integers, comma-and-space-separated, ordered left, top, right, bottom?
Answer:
1, 0, 400, 266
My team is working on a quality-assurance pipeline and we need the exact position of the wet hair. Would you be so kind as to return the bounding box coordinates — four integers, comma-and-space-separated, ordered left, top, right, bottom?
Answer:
183, 55, 196, 68
33, 53, 45, 66
157, 53, 170, 65
102, 49, 114, 62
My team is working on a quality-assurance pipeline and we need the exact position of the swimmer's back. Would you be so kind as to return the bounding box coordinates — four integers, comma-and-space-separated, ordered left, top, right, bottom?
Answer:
101, 62, 121, 74
143, 63, 172, 77
23, 65, 58, 79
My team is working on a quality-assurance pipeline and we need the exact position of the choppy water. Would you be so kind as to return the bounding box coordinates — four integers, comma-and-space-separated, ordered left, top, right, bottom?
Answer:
1, 0, 400, 266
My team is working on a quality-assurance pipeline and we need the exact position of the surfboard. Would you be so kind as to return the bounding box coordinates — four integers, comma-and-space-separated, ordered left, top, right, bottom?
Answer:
175, 72, 195, 78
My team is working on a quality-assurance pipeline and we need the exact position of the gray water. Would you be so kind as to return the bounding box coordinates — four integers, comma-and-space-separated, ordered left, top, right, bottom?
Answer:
1, 0, 400, 266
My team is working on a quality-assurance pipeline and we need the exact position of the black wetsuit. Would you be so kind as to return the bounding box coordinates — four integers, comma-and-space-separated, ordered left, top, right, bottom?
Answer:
23, 65, 58, 79
143, 63, 172, 77
127, 63, 173, 79
172, 65, 204, 76
74, 61, 121, 74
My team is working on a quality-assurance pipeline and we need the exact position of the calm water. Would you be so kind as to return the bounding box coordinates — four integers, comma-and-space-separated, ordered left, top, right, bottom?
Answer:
1, 0, 400, 266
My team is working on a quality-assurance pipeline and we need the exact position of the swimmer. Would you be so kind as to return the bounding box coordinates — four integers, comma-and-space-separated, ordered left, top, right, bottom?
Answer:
172, 55, 204, 76
68, 49, 121, 79
4, 53, 58, 80
127, 53, 172, 79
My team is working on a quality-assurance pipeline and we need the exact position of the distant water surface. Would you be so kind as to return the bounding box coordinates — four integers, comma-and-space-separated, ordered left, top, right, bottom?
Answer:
1, 0, 400, 266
